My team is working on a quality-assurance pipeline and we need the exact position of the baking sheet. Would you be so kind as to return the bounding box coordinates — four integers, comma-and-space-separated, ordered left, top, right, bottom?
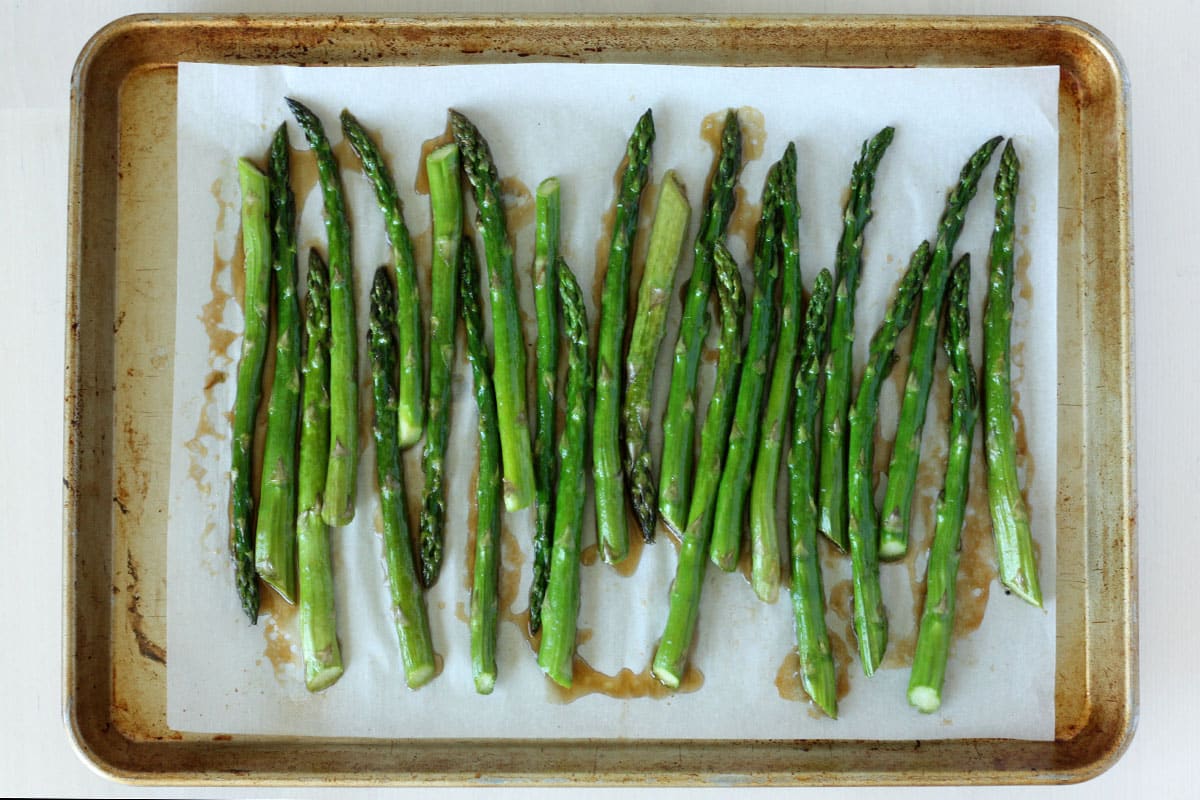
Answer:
168, 62, 1057, 740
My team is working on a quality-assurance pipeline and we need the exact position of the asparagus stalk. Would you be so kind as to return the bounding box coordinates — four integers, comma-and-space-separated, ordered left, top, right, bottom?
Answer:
537, 260, 591, 688
368, 267, 436, 689
652, 241, 745, 688
459, 237, 502, 694
747, 143, 802, 601
296, 251, 343, 691
787, 268, 835, 717
341, 110, 424, 448
594, 110, 655, 563
254, 125, 302, 603
528, 177, 560, 634
658, 110, 742, 535
846, 242, 931, 676
710, 156, 786, 574
230, 157, 271, 623
816, 126, 895, 552
908, 254, 979, 712
623, 170, 691, 542
417, 142, 463, 588
286, 98, 358, 527
450, 110, 536, 512
983, 141, 1042, 607
879, 136, 1002, 559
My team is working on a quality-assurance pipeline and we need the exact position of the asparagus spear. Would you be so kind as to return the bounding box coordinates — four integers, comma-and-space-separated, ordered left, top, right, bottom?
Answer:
459, 237, 502, 694
594, 109, 655, 563
537, 260, 591, 688
879, 136, 1002, 559
341, 110, 424, 448
652, 242, 745, 689
286, 98, 358, 527
417, 142, 463, 588
846, 242, 931, 676
816, 126, 895, 552
908, 254, 978, 712
368, 267, 436, 689
710, 156, 786, 574
230, 157, 271, 623
787, 268, 835, 717
450, 110, 536, 512
747, 143, 802, 600
659, 110, 742, 535
254, 125, 302, 603
983, 141, 1042, 607
623, 170, 691, 542
296, 251, 343, 691
528, 177, 560, 635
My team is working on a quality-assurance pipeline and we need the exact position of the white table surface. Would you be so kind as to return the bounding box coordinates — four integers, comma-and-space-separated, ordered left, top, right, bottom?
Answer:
3, 0, 1186, 796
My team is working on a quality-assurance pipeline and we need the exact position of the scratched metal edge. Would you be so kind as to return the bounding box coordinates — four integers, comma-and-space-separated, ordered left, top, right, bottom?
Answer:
61, 12, 1135, 787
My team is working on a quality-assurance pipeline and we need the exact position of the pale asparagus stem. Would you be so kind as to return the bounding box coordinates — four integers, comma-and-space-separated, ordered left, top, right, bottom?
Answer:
879, 135, 1003, 559
908, 254, 978, 712
537, 262, 591, 687
340, 109, 424, 447
787, 268, 835, 717
297, 251, 343, 691
255, 124, 301, 604
231, 157, 271, 622
417, 142, 463, 588
982, 140, 1042, 606
748, 143, 800, 603
816, 126, 895, 552
529, 177, 561, 635
652, 241, 745, 689
623, 170, 691, 542
658, 110, 742, 535
286, 98, 358, 527
594, 109, 655, 564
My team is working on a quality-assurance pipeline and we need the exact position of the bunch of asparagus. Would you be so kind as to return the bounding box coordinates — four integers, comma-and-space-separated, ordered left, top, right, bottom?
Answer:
226, 99, 1042, 713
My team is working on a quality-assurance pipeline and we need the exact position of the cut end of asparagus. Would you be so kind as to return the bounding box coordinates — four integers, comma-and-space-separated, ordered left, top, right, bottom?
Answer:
397, 411, 423, 450
1002, 574, 1044, 608
255, 565, 297, 605
907, 685, 942, 714
305, 662, 344, 693
537, 175, 561, 198
601, 540, 629, 565
474, 671, 497, 695
406, 663, 437, 690
878, 534, 908, 561
651, 661, 683, 690
538, 653, 574, 689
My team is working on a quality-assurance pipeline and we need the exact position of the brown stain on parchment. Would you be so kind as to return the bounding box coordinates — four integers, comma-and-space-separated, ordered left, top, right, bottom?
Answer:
500, 176, 534, 232
260, 584, 300, 680
727, 185, 762, 251
550, 656, 703, 704
414, 125, 455, 196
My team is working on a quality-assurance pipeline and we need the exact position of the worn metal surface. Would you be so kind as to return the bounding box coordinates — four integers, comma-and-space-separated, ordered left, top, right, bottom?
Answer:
63, 13, 1134, 785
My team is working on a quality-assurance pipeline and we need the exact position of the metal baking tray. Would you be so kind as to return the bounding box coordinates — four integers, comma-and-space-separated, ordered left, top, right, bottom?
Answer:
64, 13, 1134, 786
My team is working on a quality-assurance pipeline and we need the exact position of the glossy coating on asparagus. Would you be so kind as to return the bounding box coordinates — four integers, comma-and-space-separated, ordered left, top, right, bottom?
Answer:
817, 126, 895, 552
296, 251, 343, 691
787, 268, 836, 717
286, 98, 358, 527
341, 110, 424, 447
537, 262, 591, 688
231, 157, 271, 623
652, 241, 745, 689
255, 125, 301, 604
879, 135, 1002, 559
450, 110, 536, 512
368, 268, 436, 689
417, 142, 463, 588
658, 110, 742, 535
710, 157, 786, 574
459, 238, 502, 694
908, 255, 978, 712
846, 242, 931, 676
529, 177, 560, 635
623, 170, 691, 542
594, 109, 655, 563
982, 141, 1042, 607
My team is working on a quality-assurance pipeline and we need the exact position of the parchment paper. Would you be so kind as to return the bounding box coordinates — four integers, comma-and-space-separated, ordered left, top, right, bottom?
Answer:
169, 62, 1057, 740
